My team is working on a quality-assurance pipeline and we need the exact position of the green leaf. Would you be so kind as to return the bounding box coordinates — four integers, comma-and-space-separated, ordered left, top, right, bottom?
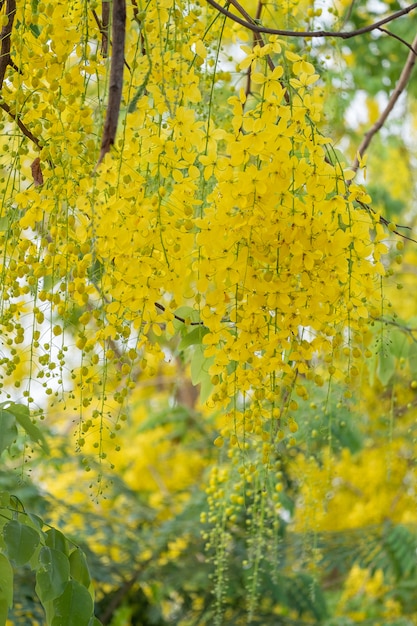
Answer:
0, 217, 9, 232
388, 329, 409, 360
326, 147, 348, 168
3, 520, 40, 566
172, 306, 201, 331
200, 371, 214, 404
0, 553, 13, 605
377, 349, 395, 386
178, 326, 209, 350
69, 548, 91, 589
36, 547, 70, 603
0, 595, 9, 625
29, 23, 41, 37
0, 493, 11, 508
0, 553, 12, 626
45, 528, 69, 556
52, 580, 94, 626
28, 512, 44, 531
190, 345, 209, 386
409, 341, 417, 379
190, 345, 214, 402
4, 403, 49, 454
0, 410, 17, 455
138, 405, 190, 433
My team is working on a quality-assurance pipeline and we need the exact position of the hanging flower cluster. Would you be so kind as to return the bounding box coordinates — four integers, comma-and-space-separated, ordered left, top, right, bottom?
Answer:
0, 0, 387, 458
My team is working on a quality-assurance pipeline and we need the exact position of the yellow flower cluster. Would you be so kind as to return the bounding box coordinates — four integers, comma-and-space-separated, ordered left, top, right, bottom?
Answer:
0, 0, 387, 463
292, 445, 417, 531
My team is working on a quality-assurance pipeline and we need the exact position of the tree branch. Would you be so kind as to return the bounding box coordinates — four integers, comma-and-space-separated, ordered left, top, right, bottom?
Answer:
378, 27, 417, 55
154, 302, 205, 325
0, 101, 42, 149
97, 0, 126, 167
0, 2, 43, 156
357, 200, 417, 244
352, 30, 417, 173
227, 0, 253, 22
0, 0, 16, 86
205, 0, 417, 39
226, 0, 288, 104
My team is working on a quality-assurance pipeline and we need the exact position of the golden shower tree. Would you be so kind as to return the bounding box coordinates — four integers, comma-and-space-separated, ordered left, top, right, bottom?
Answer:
0, 0, 416, 624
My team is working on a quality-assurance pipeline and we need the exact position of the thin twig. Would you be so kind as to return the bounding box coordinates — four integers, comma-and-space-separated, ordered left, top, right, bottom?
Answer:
154, 302, 205, 325
0, 2, 45, 154
357, 200, 417, 244
352, 30, 417, 172
227, 0, 288, 103
99, 564, 152, 625
372, 315, 417, 345
227, 0, 253, 22
97, 0, 126, 167
205, 0, 417, 39
212, 0, 417, 243
0, 102, 42, 149
225, 0, 273, 71
378, 27, 417, 55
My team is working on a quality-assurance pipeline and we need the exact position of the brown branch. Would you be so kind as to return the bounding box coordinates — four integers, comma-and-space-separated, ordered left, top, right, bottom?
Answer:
99, 563, 152, 625
377, 27, 417, 55
228, 0, 288, 104
205, 0, 417, 39
208, 0, 416, 243
357, 200, 417, 244
374, 316, 417, 338
227, 0, 253, 22
0, 0, 16, 86
0, 102, 42, 149
154, 302, 233, 325
0, 2, 44, 154
154, 302, 205, 325
352, 29, 417, 172
225, 0, 273, 73
96, 0, 126, 167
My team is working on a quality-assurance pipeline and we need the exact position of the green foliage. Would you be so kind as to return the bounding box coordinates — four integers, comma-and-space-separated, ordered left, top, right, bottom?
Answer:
0, 402, 49, 455
0, 492, 100, 626
0, 554, 13, 625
